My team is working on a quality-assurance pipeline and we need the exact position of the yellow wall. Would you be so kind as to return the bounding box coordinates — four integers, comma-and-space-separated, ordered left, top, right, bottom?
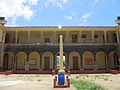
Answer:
69, 31, 79, 43
18, 31, 28, 43
0, 29, 3, 42
83, 51, 94, 69
107, 31, 116, 43
96, 52, 106, 69
81, 31, 92, 43
6, 31, 15, 43
94, 31, 104, 43
29, 52, 40, 69
16, 52, 26, 69
6, 52, 13, 69
43, 31, 54, 43
30, 31, 41, 43
109, 52, 115, 69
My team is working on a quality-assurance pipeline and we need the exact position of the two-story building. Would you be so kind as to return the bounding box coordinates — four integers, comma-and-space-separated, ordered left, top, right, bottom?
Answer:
0, 17, 120, 74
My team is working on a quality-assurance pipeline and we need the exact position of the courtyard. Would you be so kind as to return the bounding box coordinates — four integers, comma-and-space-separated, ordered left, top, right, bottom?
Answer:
0, 74, 120, 90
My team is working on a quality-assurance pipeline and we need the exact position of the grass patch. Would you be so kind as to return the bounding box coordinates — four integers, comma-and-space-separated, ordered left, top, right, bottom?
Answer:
79, 74, 89, 77
71, 79, 107, 90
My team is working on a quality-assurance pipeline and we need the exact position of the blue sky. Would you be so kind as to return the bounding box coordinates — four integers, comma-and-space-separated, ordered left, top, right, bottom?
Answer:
0, 0, 120, 26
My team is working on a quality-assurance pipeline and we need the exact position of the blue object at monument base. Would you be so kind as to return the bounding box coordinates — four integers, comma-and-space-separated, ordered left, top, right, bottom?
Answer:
58, 73, 65, 85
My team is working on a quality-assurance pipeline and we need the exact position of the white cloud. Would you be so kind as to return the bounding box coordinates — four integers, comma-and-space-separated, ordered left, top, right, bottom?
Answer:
0, 0, 38, 25
64, 16, 72, 20
92, 0, 99, 7
45, 0, 70, 8
81, 12, 92, 25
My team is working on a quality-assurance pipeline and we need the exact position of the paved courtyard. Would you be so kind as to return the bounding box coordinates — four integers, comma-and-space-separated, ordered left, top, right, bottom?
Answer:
0, 74, 76, 90
0, 74, 120, 90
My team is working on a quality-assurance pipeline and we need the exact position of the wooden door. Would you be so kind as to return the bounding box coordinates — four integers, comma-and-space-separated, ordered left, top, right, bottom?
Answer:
44, 57, 50, 69
73, 56, 78, 69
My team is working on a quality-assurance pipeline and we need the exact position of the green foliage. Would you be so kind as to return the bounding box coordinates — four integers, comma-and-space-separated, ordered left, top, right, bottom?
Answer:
79, 74, 89, 77
71, 79, 108, 90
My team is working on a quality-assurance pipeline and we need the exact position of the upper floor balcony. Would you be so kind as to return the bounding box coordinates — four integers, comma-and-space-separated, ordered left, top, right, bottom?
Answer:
3, 30, 120, 45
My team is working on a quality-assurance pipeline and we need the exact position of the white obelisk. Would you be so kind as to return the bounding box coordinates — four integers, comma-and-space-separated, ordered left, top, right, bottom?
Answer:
58, 35, 65, 73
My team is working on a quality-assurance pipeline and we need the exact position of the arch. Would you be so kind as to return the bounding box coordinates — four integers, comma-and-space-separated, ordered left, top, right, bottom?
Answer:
112, 33, 117, 43
42, 52, 53, 69
3, 52, 13, 70
96, 52, 106, 69
16, 52, 27, 70
83, 51, 94, 70
109, 51, 119, 70
29, 52, 40, 70
56, 52, 67, 70
69, 52, 81, 70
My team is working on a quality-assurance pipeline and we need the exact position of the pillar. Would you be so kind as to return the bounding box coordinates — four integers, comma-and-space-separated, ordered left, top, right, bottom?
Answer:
106, 54, 110, 70
117, 53, 120, 70
66, 53, 69, 70
116, 31, 120, 43
25, 53, 29, 70
79, 31, 81, 43
53, 30, 56, 43
66, 30, 69, 43
105, 55, 110, 70
28, 30, 30, 43
40, 52, 43, 69
41, 31, 43, 43
92, 30, 94, 43
104, 31, 107, 43
93, 54, 97, 70
13, 53, 16, 70
53, 53, 56, 69
38, 53, 41, 70
0, 31, 6, 68
15, 31, 18, 43
79, 52, 83, 70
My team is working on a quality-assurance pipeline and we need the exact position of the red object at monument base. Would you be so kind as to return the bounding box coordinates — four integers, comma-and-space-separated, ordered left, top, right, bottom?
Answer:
54, 75, 70, 88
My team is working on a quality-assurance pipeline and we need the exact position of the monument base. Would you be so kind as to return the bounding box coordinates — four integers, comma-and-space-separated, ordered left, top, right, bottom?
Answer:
54, 75, 70, 88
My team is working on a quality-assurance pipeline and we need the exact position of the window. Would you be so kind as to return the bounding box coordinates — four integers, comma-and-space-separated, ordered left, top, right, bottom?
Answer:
45, 37, 50, 43
81, 34, 86, 38
94, 35, 98, 38
72, 35, 77, 43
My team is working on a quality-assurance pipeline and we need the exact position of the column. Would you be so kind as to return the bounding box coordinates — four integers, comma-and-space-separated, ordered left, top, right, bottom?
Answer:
66, 53, 69, 70
53, 30, 56, 43
25, 53, 29, 70
104, 31, 107, 43
93, 54, 97, 70
92, 30, 94, 43
40, 52, 42, 69
80, 53, 83, 70
106, 54, 110, 70
79, 31, 82, 43
66, 30, 69, 43
106, 54, 109, 70
28, 30, 30, 43
53, 53, 56, 69
119, 30, 120, 41
38, 53, 40, 70
13, 53, 16, 70
116, 31, 120, 43
0, 31, 6, 68
15, 31, 18, 43
41, 31, 43, 43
